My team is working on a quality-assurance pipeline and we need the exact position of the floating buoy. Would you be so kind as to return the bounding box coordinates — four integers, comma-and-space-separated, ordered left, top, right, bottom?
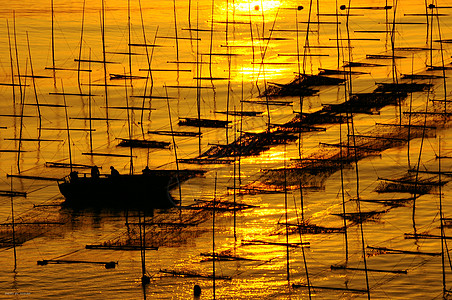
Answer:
297, 6, 303, 10
142, 274, 151, 285
193, 284, 201, 297
37, 260, 48, 266
254, 5, 259, 11
105, 261, 116, 269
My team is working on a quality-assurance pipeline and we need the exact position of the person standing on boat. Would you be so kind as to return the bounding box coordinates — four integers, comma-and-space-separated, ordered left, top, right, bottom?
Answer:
142, 166, 151, 175
69, 171, 78, 182
91, 165, 100, 179
110, 166, 120, 177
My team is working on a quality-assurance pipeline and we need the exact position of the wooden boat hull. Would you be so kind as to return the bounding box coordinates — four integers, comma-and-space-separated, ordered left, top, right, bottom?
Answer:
58, 174, 176, 209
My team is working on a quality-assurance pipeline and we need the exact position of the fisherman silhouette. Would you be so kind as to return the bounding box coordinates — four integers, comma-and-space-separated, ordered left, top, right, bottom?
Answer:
110, 166, 120, 177
142, 166, 151, 175
69, 171, 79, 182
91, 165, 100, 179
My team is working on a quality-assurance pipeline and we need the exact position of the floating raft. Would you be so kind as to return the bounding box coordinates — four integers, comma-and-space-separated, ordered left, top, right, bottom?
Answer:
85, 244, 158, 251
200, 250, 256, 262
117, 138, 170, 149
404, 233, 452, 240
215, 110, 263, 117
177, 158, 235, 164
330, 264, 407, 274
6, 174, 62, 181
292, 283, 367, 293
367, 246, 440, 256
401, 74, 445, 80
241, 100, 294, 106
0, 190, 27, 197
260, 74, 334, 98
366, 54, 406, 59
241, 239, 309, 248
148, 130, 201, 137
189, 199, 258, 211
37, 259, 117, 269
375, 175, 445, 194
332, 210, 388, 223
178, 117, 231, 128
109, 74, 148, 80
374, 82, 432, 93
343, 61, 385, 67
280, 222, 345, 234
45, 162, 95, 169
160, 268, 231, 280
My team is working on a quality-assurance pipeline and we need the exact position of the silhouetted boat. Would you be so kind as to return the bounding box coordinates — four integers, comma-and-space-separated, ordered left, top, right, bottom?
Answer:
58, 169, 206, 209
58, 173, 175, 209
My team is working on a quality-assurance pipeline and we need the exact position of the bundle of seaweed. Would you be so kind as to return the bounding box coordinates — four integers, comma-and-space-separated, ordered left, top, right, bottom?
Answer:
260, 73, 345, 98
276, 112, 349, 131
260, 82, 318, 98
117, 138, 170, 149
294, 73, 346, 86
254, 166, 333, 189
199, 131, 298, 158
275, 91, 406, 133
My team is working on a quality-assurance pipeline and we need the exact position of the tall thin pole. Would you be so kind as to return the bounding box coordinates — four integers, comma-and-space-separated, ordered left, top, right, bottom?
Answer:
233, 111, 237, 241
339, 116, 348, 261
101, 1, 109, 120
345, 2, 369, 297
165, 86, 182, 206
212, 173, 217, 299
26, 32, 42, 132
77, 0, 86, 88
124, 69, 133, 174
62, 81, 73, 172
10, 170, 17, 270
88, 50, 93, 153
127, 0, 133, 86
284, 144, 290, 284
173, 0, 179, 63
439, 137, 446, 295
17, 60, 27, 174
13, 12, 23, 106
51, 0, 56, 87
6, 20, 16, 106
